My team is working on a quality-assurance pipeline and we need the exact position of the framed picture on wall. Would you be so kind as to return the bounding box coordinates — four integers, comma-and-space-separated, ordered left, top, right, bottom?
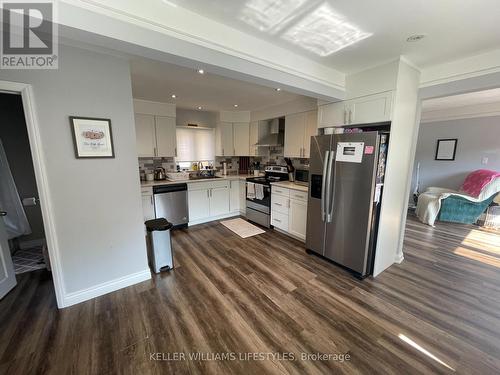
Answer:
70, 116, 115, 158
435, 138, 457, 161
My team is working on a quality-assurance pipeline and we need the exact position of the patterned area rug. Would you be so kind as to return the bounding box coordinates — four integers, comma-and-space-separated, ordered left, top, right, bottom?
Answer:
12, 247, 46, 274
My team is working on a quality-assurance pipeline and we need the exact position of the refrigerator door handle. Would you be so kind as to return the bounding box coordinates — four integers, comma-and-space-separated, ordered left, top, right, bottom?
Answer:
321, 150, 330, 221
327, 152, 337, 223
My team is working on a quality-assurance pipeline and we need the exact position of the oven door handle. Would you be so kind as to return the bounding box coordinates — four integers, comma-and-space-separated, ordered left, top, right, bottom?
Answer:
321, 150, 330, 222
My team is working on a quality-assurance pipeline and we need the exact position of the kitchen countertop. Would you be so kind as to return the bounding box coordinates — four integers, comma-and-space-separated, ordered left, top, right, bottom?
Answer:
140, 173, 253, 188
270, 181, 309, 192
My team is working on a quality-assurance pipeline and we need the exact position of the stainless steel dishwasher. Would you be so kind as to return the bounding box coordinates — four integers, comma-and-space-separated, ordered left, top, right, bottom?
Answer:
153, 183, 189, 227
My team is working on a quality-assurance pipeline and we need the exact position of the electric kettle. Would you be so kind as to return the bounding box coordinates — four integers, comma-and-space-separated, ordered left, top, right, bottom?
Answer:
154, 167, 166, 180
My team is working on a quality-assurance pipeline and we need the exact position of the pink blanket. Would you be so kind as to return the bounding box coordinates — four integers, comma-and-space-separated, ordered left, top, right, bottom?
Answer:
460, 169, 500, 198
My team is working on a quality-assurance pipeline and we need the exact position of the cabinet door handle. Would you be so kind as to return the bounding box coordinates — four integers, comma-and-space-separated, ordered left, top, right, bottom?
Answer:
343, 109, 347, 124
222, 148, 224, 156
349, 109, 353, 124
274, 203, 282, 206
273, 218, 281, 223
154, 147, 157, 157
150, 195, 154, 205
175, 147, 177, 157
233, 148, 236, 156
287, 199, 290, 208
207, 190, 210, 198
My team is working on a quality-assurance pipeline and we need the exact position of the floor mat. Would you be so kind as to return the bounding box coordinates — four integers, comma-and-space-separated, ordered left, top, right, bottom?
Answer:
12, 247, 46, 274
220, 218, 266, 238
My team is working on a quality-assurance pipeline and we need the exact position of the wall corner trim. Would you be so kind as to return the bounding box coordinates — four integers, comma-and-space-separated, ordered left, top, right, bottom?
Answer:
62, 269, 151, 308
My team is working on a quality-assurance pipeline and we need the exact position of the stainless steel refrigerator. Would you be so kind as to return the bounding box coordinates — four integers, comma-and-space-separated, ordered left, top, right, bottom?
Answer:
306, 131, 388, 277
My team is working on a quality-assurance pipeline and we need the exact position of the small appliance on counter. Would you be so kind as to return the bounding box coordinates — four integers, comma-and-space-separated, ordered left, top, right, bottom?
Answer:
284, 157, 295, 182
295, 168, 309, 186
154, 167, 166, 181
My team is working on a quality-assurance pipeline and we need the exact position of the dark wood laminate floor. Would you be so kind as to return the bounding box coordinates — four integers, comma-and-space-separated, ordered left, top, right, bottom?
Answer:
1, 215, 500, 374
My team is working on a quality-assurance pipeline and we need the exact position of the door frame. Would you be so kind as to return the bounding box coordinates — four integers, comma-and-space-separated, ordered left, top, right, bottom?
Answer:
0, 80, 64, 308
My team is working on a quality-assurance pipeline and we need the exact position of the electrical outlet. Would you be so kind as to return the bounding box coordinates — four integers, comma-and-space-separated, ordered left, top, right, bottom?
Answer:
481, 157, 489, 165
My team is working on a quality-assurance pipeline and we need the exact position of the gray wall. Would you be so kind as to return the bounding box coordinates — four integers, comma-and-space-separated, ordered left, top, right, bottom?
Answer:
0, 93, 46, 243
176, 108, 216, 128
0, 45, 149, 294
411, 116, 500, 194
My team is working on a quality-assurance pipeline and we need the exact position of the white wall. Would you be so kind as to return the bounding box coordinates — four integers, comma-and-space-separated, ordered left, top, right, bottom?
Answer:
412, 116, 500, 192
0, 45, 150, 304
176, 108, 217, 128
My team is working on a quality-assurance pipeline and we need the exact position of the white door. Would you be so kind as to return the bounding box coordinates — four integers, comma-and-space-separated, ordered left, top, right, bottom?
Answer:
289, 199, 307, 240
0, 211, 17, 299
302, 110, 318, 158
229, 180, 240, 213
233, 122, 250, 156
188, 190, 210, 221
348, 91, 393, 125
318, 101, 346, 128
218, 122, 234, 157
155, 116, 177, 157
209, 187, 230, 216
135, 114, 156, 157
284, 112, 306, 157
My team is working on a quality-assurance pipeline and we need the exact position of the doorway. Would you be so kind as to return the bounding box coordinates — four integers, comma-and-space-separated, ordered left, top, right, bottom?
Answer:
0, 92, 52, 299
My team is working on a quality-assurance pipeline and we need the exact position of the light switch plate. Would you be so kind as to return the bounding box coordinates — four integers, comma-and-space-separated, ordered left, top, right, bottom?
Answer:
481, 157, 489, 165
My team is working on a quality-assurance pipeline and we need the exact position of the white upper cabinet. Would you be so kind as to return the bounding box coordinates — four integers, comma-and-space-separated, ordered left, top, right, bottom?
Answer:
135, 114, 156, 157
233, 122, 250, 156
318, 91, 393, 128
216, 121, 251, 156
284, 110, 317, 158
284, 112, 306, 158
155, 116, 177, 157
318, 101, 345, 128
249, 121, 259, 156
216, 122, 234, 157
303, 110, 317, 158
134, 100, 177, 157
347, 91, 393, 125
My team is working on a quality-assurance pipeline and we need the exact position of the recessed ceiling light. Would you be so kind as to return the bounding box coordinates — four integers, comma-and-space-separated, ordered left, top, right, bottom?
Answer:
282, 4, 372, 56
197, 106, 202, 110
197, 69, 204, 74
171, 94, 176, 98
275, 88, 282, 92
406, 34, 426, 42
233, 104, 239, 108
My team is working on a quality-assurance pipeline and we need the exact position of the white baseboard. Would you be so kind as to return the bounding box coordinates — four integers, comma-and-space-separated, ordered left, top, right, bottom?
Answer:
62, 269, 151, 308
394, 252, 405, 264
188, 212, 239, 226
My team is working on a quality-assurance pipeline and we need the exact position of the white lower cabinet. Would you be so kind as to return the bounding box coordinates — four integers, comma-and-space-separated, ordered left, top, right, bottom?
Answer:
239, 180, 246, 216
289, 199, 307, 240
188, 180, 233, 225
271, 186, 307, 241
188, 189, 211, 222
210, 186, 230, 217
141, 187, 155, 222
229, 179, 240, 214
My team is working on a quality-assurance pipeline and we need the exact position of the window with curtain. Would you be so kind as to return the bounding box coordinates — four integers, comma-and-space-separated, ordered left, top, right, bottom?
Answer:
176, 127, 215, 163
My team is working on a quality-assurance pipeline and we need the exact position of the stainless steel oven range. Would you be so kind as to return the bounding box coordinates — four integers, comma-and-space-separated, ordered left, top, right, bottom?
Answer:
246, 166, 288, 228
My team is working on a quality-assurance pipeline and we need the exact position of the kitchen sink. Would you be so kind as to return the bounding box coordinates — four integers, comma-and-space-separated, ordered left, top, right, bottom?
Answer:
188, 175, 220, 180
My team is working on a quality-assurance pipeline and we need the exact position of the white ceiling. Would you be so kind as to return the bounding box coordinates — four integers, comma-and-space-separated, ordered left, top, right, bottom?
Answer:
422, 88, 500, 112
130, 58, 307, 112
159, 0, 500, 73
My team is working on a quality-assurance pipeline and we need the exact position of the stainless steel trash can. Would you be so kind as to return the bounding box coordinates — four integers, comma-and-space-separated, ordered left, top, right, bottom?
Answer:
145, 218, 174, 273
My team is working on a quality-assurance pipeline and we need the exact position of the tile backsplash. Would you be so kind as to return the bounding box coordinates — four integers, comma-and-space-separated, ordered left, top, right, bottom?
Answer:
138, 151, 309, 179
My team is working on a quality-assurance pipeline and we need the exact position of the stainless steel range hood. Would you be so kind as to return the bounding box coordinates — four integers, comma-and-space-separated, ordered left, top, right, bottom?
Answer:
255, 118, 284, 147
